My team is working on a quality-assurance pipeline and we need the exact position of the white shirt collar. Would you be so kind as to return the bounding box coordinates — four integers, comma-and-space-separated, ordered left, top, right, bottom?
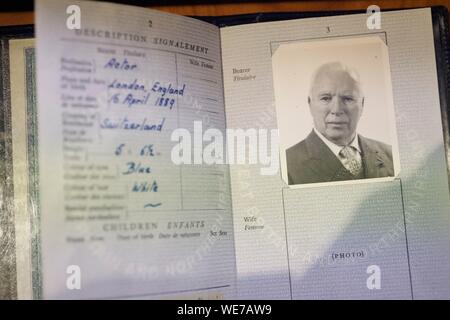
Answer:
313, 128, 361, 157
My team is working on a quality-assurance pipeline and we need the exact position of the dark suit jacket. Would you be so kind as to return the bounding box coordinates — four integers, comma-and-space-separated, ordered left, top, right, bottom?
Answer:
286, 130, 394, 185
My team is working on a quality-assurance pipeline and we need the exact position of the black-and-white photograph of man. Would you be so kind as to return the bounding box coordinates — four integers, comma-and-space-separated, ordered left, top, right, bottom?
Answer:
272, 36, 400, 186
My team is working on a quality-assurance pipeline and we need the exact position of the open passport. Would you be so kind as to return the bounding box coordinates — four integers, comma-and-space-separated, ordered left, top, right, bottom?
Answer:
2, 0, 450, 299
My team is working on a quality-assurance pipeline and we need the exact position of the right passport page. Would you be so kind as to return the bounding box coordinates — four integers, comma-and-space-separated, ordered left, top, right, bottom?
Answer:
221, 8, 450, 299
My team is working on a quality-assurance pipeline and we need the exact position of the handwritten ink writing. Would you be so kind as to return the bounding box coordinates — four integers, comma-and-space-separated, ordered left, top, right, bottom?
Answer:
140, 145, 155, 157
155, 97, 175, 109
122, 161, 151, 175
104, 58, 137, 70
151, 82, 185, 97
108, 79, 145, 91
108, 92, 151, 107
132, 181, 158, 193
100, 117, 165, 131
115, 143, 125, 156
123, 93, 150, 107
114, 144, 158, 157
144, 203, 161, 208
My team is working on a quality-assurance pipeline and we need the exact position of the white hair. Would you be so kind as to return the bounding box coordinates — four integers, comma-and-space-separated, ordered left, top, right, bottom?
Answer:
308, 62, 364, 98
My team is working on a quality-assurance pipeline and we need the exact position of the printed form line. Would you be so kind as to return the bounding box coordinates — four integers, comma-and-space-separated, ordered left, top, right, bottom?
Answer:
100, 284, 231, 300
60, 38, 216, 63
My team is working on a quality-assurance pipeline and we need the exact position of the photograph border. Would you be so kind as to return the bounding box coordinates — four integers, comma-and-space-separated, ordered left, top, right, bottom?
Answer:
269, 32, 403, 189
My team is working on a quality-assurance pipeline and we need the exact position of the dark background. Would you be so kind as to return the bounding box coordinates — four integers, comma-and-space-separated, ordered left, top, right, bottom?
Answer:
1, 0, 450, 26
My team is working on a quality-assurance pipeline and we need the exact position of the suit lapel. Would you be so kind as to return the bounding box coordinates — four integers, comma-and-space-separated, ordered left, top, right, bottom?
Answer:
303, 131, 352, 181
359, 135, 387, 178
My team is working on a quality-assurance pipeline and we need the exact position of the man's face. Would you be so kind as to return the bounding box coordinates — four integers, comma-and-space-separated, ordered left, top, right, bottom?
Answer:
308, 68, 364, 146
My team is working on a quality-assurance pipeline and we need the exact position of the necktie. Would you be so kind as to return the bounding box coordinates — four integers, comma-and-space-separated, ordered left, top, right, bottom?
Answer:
339, 146, 363, 176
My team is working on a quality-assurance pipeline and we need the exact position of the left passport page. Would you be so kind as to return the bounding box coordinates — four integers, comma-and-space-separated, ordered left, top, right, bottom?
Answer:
36, 0, 235, 299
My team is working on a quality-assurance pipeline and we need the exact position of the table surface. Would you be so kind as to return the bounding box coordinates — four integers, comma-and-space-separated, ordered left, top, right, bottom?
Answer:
0, 0, 450, 27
